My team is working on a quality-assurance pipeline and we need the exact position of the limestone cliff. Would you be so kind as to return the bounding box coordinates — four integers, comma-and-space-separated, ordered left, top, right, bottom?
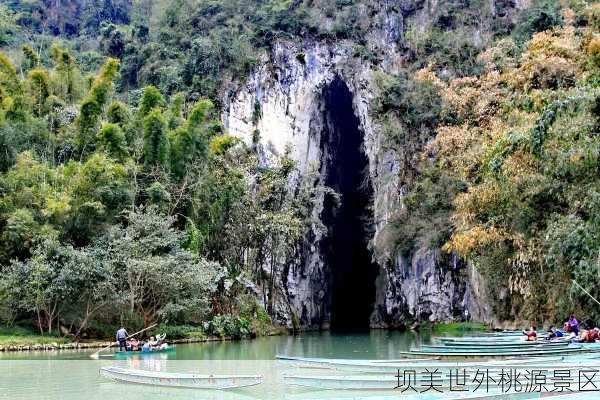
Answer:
222, 0, 511, 329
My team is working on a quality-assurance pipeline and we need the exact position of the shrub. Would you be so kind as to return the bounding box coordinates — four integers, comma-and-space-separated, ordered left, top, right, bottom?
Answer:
206, 315, 252, 339
151, 324, 205, 340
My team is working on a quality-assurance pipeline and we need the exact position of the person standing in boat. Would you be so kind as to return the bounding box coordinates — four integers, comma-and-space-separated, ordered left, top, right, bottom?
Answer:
116, 327, 129, 352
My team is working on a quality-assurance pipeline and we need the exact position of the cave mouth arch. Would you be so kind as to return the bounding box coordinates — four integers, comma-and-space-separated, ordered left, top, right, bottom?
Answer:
320, 76, 377, 332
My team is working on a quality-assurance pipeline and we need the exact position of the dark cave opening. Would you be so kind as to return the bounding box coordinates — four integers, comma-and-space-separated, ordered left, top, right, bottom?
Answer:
320, 77, 378, 332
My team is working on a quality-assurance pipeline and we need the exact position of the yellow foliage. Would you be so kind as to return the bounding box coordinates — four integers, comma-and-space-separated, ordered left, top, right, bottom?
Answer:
43, 193, 72, 222
444, 226, 508, 257
477, 38, 518, 72
585, 3, 600, 29
587, 36, 600, 56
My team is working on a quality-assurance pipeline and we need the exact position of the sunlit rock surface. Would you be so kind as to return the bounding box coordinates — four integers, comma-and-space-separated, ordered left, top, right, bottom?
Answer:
222, 1, 512, 329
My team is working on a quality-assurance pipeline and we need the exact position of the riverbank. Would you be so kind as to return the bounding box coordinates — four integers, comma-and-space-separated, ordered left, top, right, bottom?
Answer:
0, 325, 288, 352
0, 322, 487, 352
0, 336, 236, 352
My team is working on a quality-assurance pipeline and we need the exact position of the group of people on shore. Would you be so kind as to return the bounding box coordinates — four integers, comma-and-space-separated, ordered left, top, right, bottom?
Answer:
115, 327, 169, 352
522, 314, 600, 343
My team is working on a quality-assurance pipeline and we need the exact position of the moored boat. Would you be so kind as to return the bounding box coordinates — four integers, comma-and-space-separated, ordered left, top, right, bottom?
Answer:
419, 343, 571, 352
437, 339, 572, 346
326, 357, 568, 373
111, 344, 176, 357
285, 388, 540, 400
283, 372, 598, 391
99, 367, 262, 389
275, 355, 436, 369
398, 346, 588, 359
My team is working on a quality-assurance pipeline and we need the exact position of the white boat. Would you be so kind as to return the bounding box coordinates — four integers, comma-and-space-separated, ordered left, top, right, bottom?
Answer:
285, 389, 540, 400
275, 355, 436, 369
99, 367, 262, 389
284, 373, 546, 391
326, 357, 567, 373
284, 372, 600, 391
398, 346, 587, 359
276, 355, 572, 373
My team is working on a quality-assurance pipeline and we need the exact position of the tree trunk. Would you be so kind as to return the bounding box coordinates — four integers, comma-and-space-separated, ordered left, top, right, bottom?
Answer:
36, 308, 43, 335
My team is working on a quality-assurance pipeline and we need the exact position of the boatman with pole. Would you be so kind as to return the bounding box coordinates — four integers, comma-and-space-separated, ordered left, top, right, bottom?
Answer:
116, 327, 129, 352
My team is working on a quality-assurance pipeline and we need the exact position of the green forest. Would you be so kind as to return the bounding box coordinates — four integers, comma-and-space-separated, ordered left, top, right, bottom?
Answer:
375, 5, 600, 323
0, 0, 599, 342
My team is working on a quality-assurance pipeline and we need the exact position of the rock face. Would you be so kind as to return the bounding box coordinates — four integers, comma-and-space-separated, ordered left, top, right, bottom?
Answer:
222, 1, 506, 329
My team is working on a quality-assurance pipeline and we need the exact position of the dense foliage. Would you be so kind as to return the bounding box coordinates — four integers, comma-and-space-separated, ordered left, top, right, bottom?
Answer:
1, 0, 598, 336
0, 44, 320, 338
377, 4, 600, 325
2, 0, 388, 103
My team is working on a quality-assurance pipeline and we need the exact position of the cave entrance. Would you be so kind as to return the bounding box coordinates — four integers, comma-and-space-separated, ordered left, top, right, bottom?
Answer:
321, 77, 377, 332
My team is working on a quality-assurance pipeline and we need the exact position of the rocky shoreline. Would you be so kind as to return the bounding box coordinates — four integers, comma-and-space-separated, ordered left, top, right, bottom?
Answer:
0, 336, 236, 352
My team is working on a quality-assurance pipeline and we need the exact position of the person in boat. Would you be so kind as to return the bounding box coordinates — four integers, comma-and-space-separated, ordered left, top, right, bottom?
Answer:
590, 327, 600, 342
584, 318, 595, 330
563, 322, 577, 340
155, 333, 168, 350
142, 340, 151, 352
128, 338, 140, 351
523, 326, 537, 341
568, 315, 580, 335
116, 327, 129, 352
148, 335, 159, 349
580, 327, 600, 343
546, 326, 564, 340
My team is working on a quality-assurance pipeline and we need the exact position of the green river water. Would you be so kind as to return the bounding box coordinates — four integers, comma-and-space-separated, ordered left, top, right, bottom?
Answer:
0, 331, 437, 400
2, 331, 594, 400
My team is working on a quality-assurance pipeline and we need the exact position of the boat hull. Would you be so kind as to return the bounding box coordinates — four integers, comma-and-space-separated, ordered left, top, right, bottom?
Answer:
112, 345, 176, 357
100, 367, 262, 389
399, 347, 587, 359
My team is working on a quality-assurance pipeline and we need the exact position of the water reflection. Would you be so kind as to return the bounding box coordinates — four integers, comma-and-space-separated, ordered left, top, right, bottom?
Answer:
0, 331, 440, 400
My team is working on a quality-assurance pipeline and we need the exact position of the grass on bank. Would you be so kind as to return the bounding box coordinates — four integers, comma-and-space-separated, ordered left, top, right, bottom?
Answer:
0, 326, 70, 346
434, 322, 488, 333
418, 321, 488, 334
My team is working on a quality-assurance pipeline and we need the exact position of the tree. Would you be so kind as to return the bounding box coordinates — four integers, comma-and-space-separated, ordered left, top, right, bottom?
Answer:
143, 108, 169, 167
50, 45, 83, 104
27, 68, 50, 117
106, 100, 130, 126
21, 45, 40, 73
4, 242, 68, 334
58, 244, 116, 339
138, 85, 165, 117
97, 207, 224, 325
97, 123, 127, 159
169, 99, 216, 179
77, 58, 120, 155
99, 22, 125, 58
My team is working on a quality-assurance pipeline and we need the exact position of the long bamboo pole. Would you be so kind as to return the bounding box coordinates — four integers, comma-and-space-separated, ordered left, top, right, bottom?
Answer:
89, 323, 158, 359
573, 280, 600, 307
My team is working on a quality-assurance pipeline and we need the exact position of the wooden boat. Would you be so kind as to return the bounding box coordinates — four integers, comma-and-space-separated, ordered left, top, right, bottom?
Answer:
276, 354, 579, 373
327, 357, 567, 373
285, 389, 540, 400
419, 343, 571, 352
540, 393, 599, 399
283, 372, 592, 391
427, 341, 570, 347
112, 344, 176, 357
398, 346, 587, 359
439, 336, 532, 343
100, 367, 262, 389
436, 339, 572, 347
284, 374, 440, 390
275, 355, 436, 369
